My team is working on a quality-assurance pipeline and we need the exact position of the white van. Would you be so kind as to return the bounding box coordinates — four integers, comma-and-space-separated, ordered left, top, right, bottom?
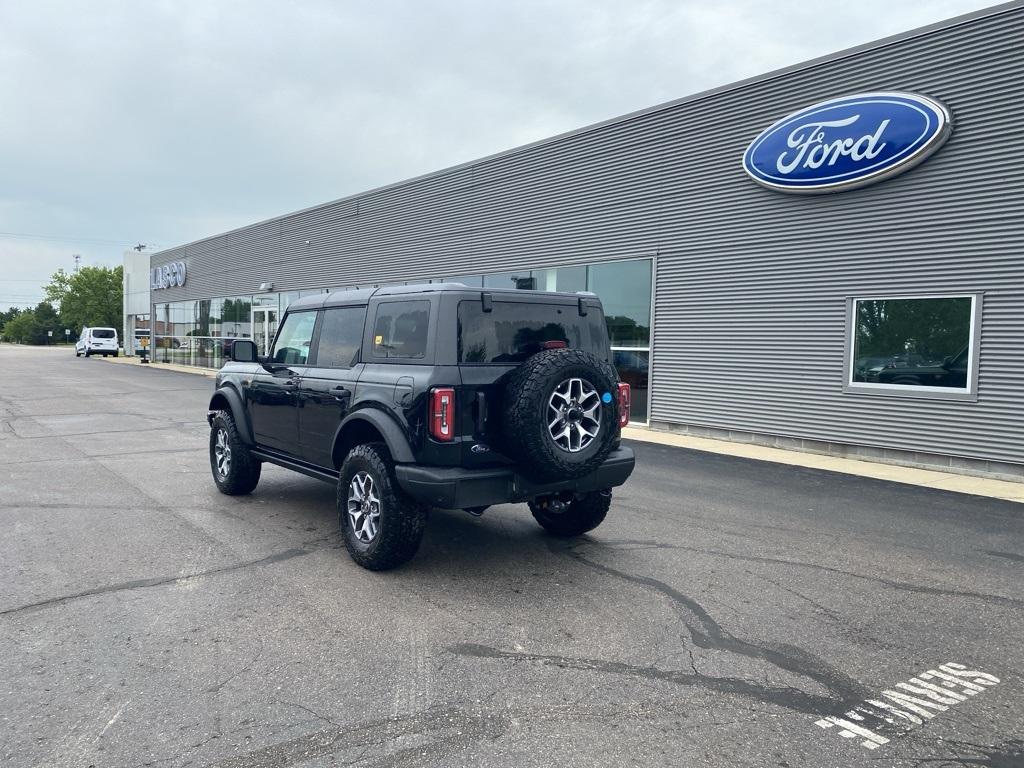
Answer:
75, 327, 119, 358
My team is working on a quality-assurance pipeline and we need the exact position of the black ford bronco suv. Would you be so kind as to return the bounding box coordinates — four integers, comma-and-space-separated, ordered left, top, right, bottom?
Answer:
207, 283, 635, 570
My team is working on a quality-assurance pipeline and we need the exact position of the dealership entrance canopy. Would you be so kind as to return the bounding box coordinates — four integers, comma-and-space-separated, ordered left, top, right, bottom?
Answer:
126, 3, 1023, 480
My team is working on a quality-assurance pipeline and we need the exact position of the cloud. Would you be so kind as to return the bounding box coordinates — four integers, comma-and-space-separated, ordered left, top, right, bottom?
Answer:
0, 0, 997, 309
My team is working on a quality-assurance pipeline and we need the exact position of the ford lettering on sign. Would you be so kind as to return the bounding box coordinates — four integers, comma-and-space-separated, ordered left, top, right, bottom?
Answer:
742, 92, 952, 194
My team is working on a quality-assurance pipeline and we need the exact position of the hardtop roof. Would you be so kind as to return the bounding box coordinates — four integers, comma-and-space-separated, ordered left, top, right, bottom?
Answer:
286, 282, 598, 312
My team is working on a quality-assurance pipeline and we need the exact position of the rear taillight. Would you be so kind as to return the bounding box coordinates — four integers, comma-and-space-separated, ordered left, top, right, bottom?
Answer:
430, 387, 455, 442
616, 382, 631, 428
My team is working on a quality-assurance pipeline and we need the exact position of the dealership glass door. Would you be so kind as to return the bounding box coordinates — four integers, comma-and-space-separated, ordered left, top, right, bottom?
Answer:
252, 308, 278, 356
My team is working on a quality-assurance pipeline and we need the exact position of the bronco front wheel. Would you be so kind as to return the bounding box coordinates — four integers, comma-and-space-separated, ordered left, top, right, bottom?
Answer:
209, 410, 261, 495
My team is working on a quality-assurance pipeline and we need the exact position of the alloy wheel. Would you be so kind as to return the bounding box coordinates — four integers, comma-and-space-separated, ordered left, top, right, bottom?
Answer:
547, 377, 601, 453
214, 428, 232, 477
347, 471, 381, 543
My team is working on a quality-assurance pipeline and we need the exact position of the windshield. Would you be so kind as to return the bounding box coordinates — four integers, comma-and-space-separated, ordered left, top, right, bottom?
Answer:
457, 300, 608, 363
91, 329, 116, 339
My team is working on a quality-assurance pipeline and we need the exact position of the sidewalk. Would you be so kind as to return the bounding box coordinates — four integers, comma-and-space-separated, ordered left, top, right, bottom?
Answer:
98, 354, 1023, 505
622, 427, 1024, 505
97, 353, 217, 378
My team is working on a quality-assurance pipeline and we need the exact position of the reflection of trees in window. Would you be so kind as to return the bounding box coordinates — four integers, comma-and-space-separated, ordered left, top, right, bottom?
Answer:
222, 299, 252, 323
605, 315, 649, 346
856, 298, 971, 360
197, 300, 212, 336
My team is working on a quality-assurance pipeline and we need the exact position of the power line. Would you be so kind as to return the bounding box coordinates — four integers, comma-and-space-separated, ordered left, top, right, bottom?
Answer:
0, 230, 162, 247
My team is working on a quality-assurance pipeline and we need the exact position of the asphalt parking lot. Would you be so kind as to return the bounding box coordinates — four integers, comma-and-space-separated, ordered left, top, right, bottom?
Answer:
1, 345, 1021, 768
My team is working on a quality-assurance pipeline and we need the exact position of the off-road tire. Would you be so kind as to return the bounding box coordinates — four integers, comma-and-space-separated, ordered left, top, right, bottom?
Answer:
338, 443, 427, 571
530, 490, 612, 537
502, 349, 620, 482
209, 410, 261, 495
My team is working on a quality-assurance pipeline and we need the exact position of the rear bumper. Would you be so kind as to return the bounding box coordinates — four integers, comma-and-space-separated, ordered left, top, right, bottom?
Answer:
394, 446, 635, 509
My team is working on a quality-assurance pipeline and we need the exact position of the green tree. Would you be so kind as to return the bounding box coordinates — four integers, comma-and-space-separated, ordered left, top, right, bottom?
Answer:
0, 306, 24, 328
1, 302, 63, 344
44, 265, 123, 332
2, 310, 39, 343
34, 301, 63, 342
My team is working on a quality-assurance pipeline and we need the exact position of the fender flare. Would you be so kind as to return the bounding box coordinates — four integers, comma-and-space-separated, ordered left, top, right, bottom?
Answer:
208, 386, 254, 446
334, 409, 415, 465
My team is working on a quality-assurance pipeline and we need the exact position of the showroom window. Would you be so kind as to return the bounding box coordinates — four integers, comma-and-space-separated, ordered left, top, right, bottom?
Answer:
847, 295, 980, 396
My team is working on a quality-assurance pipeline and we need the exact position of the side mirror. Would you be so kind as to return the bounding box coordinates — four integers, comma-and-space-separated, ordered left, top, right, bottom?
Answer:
230, 339, 258, 363
941, 356, 953, 370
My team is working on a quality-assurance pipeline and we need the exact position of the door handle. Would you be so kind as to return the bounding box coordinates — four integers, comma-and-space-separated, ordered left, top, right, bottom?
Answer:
332, 385, 351, 401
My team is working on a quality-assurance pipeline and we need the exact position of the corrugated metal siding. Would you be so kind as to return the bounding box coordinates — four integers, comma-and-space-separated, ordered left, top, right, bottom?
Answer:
648, 7, 1024, 466
150, 6, 1024, 466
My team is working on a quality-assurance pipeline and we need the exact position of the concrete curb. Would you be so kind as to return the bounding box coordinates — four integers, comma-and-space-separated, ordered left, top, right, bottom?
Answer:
96, 354, 217, 378
95, 355, 1022, 504
622, 426, 1024, 505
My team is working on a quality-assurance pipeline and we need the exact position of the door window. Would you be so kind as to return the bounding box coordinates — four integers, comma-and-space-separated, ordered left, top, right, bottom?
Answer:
315, 307, 365, 368
271, 311, 317, 365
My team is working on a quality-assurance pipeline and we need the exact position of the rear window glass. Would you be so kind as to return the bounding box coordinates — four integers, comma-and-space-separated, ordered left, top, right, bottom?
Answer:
91, 329, 115, 339
372, 301, 430, 358
458, 300, 608, 363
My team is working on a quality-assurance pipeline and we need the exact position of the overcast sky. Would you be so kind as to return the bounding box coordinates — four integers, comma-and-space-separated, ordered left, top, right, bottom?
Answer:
0, 0, 998, 311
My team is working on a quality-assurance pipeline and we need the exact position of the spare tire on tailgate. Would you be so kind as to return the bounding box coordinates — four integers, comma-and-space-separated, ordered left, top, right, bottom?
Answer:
501, 349, 620, 482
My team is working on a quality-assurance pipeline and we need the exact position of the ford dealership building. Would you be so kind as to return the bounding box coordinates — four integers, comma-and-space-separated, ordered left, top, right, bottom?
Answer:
129, 4, 1023, 479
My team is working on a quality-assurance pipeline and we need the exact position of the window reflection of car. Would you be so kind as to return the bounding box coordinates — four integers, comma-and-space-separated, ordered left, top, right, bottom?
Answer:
853, 356, 892, 382
860, 353, 929, 382
873, 347, 968, 388
613, 349, 649, 389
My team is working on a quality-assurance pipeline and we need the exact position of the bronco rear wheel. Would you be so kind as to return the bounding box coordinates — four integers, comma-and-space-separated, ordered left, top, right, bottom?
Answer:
338, 443, 427, 571
501, 349, 620, 482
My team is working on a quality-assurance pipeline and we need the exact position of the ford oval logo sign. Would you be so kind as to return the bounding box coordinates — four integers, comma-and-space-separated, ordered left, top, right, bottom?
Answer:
743, 92, 952, 194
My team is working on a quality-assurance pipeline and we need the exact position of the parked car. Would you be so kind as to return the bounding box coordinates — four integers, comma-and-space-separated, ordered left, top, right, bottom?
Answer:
873, 346, 969, 388
75, 327, 119, 357
206, 284, 635, 570
853, 356, 892, 382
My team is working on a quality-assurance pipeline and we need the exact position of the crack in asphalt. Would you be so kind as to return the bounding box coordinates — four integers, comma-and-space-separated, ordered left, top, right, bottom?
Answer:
202, 706, 511, 768
904, 738, 1024, 767
450, 642, 837, 714
982, 550, 1024, 564
598, 538, 1024, 609
449, 539, 873, 719
0, 547, 315, 617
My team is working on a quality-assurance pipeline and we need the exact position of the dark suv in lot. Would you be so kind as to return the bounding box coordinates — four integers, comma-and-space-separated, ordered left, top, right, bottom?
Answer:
207, 283, 635, 570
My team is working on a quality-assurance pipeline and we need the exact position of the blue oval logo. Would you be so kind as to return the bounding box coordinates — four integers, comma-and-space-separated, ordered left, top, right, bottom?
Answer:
743, 92, 951, 194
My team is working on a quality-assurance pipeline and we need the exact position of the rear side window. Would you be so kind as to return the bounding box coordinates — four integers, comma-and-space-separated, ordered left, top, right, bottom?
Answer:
372, 301, 430, 359
92, 329, 115, 339
316, 307, 365, 368
458, 300, 608, 363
